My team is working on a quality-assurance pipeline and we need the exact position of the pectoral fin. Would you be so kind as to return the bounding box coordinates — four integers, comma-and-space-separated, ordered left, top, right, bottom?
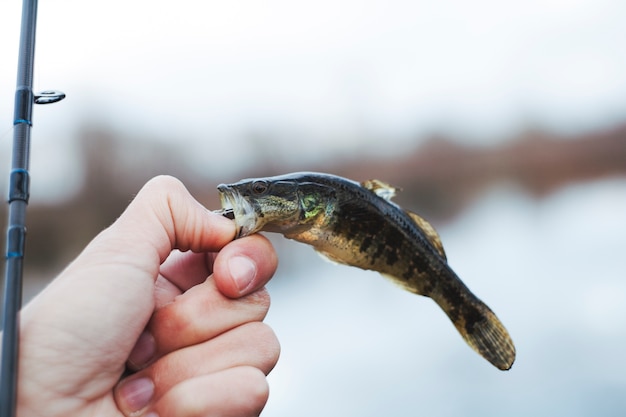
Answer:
405, 210, 447, 260
315, 248, 351, 266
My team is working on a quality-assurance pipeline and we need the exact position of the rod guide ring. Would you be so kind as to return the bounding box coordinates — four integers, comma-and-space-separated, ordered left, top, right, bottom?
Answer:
34, 90, 65, 104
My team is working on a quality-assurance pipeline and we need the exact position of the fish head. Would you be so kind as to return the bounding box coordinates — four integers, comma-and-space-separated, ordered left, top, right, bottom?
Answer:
217, 174, 336, 238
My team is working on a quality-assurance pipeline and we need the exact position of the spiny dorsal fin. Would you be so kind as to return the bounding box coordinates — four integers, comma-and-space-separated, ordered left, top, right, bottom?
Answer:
361, 179, 401, 201
405, 210, 447, 260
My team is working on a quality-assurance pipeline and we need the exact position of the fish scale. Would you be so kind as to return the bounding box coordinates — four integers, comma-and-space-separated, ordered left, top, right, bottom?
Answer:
217, 172, 516, 370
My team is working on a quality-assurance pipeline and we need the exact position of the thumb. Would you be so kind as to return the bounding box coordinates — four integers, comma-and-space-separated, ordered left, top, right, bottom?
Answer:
90, 174, 235, 270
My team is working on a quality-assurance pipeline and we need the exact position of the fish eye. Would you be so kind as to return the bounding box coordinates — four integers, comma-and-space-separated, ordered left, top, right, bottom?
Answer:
251, 180, 269, 195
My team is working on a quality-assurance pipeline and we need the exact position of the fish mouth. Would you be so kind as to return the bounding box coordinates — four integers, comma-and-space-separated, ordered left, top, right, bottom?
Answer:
217, 185, 259, 239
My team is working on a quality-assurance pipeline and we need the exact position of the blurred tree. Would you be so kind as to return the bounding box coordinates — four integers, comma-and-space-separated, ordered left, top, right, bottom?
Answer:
0, 122, 624, 296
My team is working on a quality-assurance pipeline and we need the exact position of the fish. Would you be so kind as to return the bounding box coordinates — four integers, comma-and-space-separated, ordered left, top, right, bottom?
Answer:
216, 172, 516, 370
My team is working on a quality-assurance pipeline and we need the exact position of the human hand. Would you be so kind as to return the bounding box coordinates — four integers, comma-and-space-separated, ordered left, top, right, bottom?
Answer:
14, 176, 279, 417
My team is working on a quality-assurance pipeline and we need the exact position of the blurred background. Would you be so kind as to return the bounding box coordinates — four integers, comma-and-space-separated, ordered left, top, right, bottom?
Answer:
1, 0, 626, 415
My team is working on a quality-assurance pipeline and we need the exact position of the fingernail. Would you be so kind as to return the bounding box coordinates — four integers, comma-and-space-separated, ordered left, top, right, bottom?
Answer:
127, 331, 156, 370
117, 377, 154, 413
228, 256, 257, 293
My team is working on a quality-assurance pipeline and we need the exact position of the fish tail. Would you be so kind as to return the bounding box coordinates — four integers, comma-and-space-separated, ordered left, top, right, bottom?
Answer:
430, 282, 516, 370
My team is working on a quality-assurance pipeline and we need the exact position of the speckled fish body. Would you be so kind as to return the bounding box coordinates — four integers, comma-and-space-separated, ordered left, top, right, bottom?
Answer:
217, 172, 515, 370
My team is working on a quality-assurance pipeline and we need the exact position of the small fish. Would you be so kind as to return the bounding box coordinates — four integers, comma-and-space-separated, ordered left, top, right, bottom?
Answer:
217, 172, 516, 370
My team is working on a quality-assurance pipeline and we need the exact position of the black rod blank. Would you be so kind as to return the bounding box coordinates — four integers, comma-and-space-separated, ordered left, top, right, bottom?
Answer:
1, 0, 38, 416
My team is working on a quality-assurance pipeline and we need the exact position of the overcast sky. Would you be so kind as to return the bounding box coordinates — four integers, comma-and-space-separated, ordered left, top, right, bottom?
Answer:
1, 0, 626, 161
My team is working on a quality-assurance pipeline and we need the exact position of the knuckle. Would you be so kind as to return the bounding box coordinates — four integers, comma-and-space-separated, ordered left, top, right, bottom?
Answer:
245, 287, 271, 310
241, 322, 281, 373
145, 175, 184, 190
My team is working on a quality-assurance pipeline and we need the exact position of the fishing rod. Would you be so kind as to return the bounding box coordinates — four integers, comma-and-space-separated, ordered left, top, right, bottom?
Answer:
0, 0, 65, 416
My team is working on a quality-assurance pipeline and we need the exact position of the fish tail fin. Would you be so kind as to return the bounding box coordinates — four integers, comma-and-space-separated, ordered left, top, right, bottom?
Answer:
431, 283, 516, 370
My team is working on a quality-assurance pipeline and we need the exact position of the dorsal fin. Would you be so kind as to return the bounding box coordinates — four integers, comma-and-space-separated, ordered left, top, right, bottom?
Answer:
405, 210, 447, 260
361, 179, 401, 201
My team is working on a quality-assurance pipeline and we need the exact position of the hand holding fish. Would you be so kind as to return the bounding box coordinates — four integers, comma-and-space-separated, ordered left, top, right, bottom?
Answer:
12, 176, 279, 417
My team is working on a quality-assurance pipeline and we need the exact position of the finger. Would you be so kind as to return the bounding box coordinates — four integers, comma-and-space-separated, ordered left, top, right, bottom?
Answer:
159, 250, 215, 293
115, 323, 279, 416
213, 234, 279, 298
129, 234, 277, 370
153, 367, 269, 417
149, 278, 271, 356
151, 322, 279, 388
108, 175, 235, 264
153, 274, 183, 310
153, 250, 215, 309
158, 234, 277, 299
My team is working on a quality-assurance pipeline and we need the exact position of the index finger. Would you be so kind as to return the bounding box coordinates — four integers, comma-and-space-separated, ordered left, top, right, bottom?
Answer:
156, 234, 277, 305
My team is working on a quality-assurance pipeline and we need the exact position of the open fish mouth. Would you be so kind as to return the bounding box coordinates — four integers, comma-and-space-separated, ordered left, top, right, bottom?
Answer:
216, 185, 258, 238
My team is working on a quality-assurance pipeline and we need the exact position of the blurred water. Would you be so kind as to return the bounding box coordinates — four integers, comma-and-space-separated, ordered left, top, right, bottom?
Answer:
263, 178, 626, 416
